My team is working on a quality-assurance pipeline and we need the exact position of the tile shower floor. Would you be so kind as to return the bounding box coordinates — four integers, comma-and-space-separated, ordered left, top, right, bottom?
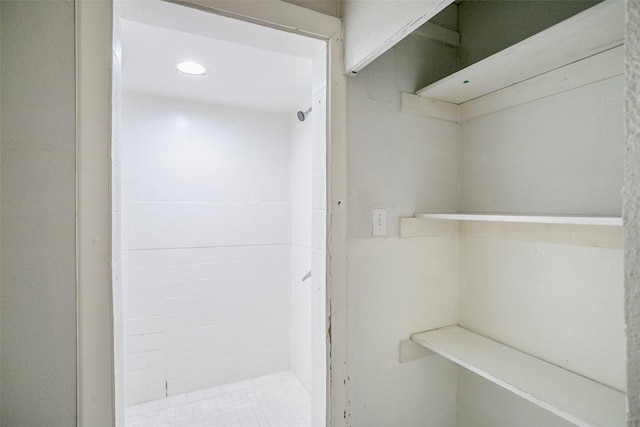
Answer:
125, 371, 311, 427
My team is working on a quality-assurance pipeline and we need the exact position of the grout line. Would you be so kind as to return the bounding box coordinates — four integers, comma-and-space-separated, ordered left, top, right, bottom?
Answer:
124, 371, 310, 427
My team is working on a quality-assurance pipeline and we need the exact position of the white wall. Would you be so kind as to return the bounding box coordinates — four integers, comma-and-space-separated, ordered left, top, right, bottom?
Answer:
290, 110, 313, 394
346, 33, 461, 426
455, 59, 624, 427
347, 19, 626, 425
456, 78, 626, 423
459, 222, 625, 390
0, 1, 77, 425
460, 76, 624, 216
456, 368, 573, 427
625, 0, 640, 422
121, 92, 293, 405
348, 33, 460, 239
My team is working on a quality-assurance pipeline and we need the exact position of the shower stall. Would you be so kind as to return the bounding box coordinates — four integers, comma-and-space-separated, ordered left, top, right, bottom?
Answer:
113, 2, 328, 425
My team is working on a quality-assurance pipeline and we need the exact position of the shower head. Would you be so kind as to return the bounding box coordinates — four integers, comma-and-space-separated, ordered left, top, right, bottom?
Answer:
297, 107, 312, 122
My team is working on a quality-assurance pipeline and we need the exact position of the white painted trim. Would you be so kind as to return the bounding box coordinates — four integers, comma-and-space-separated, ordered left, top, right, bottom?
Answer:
77, 1, 347, 426
166, 0, 340, 39
414, 213, 622, 226
76, 1, 114, 425
412, 326, 626, 426
326, 28, 349, 427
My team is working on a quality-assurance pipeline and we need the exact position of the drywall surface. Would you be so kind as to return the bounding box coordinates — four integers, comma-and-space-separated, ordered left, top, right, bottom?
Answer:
457, 1, 599, 69
347, 237, 459, 426
121, 93, 292, 405
0, 1, 77, 425
348, 34, 460, 239
290, 112, 313, 394
625, 0, 640, 423
456, 367, 574, 427
459, 222, 625, 391
460, 76, 624, 216
342, 0, 453, 73
346, 35, 460, 426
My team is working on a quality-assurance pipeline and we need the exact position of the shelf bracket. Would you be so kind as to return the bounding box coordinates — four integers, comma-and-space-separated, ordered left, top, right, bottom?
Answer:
399, 339, 435, 363
413, 22, 461, 47
400, 92, 460, 122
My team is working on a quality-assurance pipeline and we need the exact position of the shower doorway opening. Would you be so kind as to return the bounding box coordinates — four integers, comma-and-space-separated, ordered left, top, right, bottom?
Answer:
111, 2, 329, 426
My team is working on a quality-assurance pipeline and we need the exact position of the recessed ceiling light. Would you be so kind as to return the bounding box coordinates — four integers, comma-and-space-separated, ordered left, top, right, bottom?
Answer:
176, 61, 207, 76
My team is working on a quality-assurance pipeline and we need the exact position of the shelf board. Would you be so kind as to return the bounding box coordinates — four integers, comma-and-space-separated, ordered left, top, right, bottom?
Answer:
414, 213, 622, 226
415, 0, 623, 105
411, 326, 626, 427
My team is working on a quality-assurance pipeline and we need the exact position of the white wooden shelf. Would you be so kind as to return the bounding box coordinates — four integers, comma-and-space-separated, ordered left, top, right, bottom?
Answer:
411, 326, 626, 427
413, 213, 622, 226
416, 0, 623, 104
403, 0, 624, 122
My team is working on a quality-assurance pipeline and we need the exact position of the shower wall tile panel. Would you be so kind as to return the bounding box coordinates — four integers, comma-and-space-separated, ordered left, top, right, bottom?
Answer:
290, 113, 313, 394
121, 92, 292, 406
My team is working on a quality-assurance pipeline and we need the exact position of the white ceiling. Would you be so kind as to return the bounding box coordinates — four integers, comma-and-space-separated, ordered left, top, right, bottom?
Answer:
120, 1, 322, 112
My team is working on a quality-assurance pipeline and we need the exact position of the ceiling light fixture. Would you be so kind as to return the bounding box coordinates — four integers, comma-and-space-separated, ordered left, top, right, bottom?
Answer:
176, 61, 207, 76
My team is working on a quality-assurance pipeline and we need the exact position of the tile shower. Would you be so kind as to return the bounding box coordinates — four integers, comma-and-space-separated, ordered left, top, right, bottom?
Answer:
119, 91, 316, 422
125, 371, 310, 427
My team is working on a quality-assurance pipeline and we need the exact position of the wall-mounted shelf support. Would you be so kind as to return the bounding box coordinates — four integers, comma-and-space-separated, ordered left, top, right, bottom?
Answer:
413, 22, 460, 47
399, 339, 435, 363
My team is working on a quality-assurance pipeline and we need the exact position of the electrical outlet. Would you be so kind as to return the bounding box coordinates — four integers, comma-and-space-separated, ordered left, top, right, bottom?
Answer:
372, 208, 387, 236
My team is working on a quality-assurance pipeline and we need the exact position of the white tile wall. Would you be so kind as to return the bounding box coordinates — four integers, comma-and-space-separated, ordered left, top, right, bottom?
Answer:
290, 113, 313, 394
122, 92, 294, 406
124, 371, 310, 427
